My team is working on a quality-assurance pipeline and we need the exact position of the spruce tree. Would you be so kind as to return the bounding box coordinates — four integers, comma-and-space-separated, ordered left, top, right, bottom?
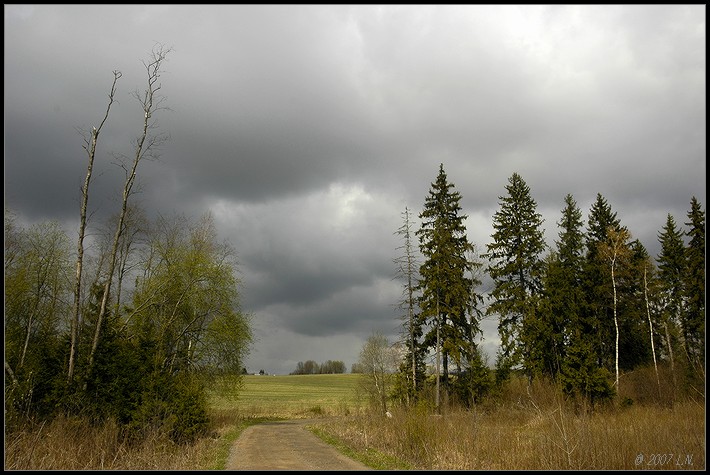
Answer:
619, 239, 653, 370
544, 194, 587, 381
656, 213, 687, 370
485, 172, 546, 379
416, 164, 475, 407
583, 194, 621, 371
683, 197, 705, 369
532, 252, 565, 378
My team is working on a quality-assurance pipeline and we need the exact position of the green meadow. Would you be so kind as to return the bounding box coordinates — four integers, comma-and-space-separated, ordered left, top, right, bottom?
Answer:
208, 373, 366, 418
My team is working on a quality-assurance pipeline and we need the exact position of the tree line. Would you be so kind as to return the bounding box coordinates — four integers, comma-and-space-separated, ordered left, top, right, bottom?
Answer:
290, 359, 346, 374
362, 163, 704, 413
4, 46, 252, 443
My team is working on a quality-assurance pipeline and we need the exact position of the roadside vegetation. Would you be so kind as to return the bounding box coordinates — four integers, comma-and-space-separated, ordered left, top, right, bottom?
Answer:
5, 372, 704, 470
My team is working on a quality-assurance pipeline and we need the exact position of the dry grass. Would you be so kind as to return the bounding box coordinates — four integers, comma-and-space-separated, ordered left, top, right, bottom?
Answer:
3, 413, 233, 470
313, 377, 706, 470
5, 372, 705, 470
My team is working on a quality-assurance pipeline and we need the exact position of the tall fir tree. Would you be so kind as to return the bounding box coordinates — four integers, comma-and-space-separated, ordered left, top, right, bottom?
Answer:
452, 247, 488, 406
656, 213, 687, 370
532, 252, 566, 378
485, 172, 546, 379
416, 164, 475, 406
543, 194, 587, 382
683, 197, 705, 369
583, 193, 621, 371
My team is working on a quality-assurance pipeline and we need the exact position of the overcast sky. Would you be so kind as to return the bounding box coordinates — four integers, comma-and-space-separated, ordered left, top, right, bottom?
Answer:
4, 5, 706, 375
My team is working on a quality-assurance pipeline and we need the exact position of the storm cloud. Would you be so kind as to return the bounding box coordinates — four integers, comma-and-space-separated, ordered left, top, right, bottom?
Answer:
5, 5, 705, 374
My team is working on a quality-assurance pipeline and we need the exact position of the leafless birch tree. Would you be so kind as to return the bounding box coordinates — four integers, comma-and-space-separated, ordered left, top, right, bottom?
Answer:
358, 333, 398, 414
68, 70, 121, 382
86, 45, 172, 382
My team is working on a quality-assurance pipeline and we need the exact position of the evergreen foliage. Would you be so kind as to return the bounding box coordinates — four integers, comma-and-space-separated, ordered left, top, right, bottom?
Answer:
682, 197, 705, 368
485, 172, 546, 378
618, 239, 653, 370
656, 213, 686, 333
416, 164, 480, 398
4, 211, 251, 444
582, 194, 621, 371
5, 156, 704, 437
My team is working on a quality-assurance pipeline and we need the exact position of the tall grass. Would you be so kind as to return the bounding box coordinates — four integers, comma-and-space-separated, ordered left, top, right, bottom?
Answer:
314, 375, 705, 470
5, 371, 705, 470
4, 414, 218, 470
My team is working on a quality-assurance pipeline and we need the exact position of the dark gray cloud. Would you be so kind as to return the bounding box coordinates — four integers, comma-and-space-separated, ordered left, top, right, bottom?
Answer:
5, 5, 705, 374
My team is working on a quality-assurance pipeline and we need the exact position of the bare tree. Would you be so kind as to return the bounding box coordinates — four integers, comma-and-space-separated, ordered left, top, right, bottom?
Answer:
68, 70, 121, 382
110, 204, 148, 319
393, 206, 420, 402
86, 45, 172, 382
358, 333, 398, 414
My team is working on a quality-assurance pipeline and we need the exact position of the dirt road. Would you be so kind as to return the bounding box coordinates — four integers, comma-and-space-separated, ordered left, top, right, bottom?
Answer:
226, 419, 371, 471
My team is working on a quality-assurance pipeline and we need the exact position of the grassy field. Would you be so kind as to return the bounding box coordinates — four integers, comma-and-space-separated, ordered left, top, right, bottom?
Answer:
7, 371, 704, 470
208, 373, 366, 418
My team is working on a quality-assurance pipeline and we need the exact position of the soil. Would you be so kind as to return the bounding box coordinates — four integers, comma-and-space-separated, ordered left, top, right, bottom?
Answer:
226, 418, 372, 471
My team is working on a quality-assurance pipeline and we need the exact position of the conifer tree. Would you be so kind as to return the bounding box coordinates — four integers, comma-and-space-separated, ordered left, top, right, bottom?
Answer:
583, 194, 621, 370
531, 253, 565, 378
620, 239, 653, 370
416, 164, 475, 408
683, 197, 705, 370
554, 194, 615, 405
452, 247, 488, 406
656, 213, 687, 372
485, 172, 546, 379
542, 194, 586, 380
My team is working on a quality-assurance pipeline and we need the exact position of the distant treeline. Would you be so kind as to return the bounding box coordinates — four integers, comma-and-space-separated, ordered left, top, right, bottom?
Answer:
290, 360, 346, 374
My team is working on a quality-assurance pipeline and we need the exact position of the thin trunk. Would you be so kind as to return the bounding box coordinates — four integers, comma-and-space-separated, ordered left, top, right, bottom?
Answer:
19, 309, 36, 370
20, 264, 46, 369
5, 362, 18, 385
611, 254, 619, 389
435, 297, 440, 414
409, 272, 415, 394
86, 49, 168, 384
68, 71, 121, 382
643, 265, 660, 394
664, 321, 677, 390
